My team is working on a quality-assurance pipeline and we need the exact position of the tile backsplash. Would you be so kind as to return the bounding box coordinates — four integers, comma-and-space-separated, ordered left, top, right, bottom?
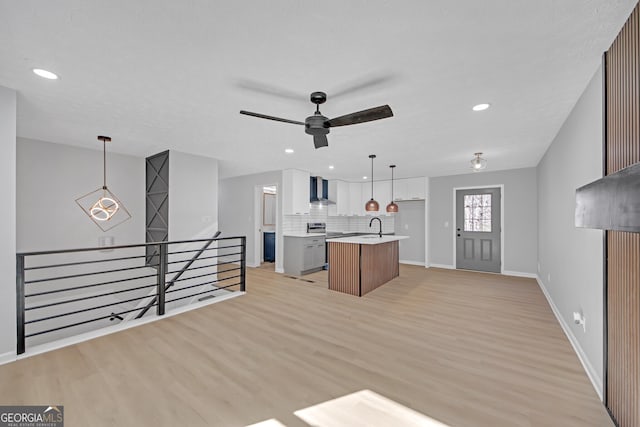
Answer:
283, 204, 395, 234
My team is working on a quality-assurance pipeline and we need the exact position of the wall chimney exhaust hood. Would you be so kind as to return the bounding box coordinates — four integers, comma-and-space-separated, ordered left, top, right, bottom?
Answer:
575, 162, 640, 232
310, 176, 335, 205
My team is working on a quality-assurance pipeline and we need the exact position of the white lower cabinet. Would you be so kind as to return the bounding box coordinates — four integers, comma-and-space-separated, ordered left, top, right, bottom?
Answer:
284, 236, 326, 275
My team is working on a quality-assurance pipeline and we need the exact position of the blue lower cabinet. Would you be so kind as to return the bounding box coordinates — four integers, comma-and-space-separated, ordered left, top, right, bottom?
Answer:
264, 232, 275, 262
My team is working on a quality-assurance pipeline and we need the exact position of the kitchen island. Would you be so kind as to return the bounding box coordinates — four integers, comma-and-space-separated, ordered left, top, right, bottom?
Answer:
326, 235, 409, 297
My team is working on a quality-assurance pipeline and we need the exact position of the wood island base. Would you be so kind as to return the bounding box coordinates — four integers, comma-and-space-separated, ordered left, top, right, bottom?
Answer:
328, 240, 400, 297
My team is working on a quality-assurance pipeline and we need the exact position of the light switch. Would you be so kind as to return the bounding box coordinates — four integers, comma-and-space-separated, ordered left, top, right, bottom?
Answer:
444, 221, 449, 228
404, 224, 409, 230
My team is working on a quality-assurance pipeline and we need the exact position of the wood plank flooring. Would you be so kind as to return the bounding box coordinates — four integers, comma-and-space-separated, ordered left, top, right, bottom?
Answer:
0, 266, 612, 427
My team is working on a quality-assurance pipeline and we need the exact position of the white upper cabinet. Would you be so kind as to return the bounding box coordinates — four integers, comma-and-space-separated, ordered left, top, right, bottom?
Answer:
406, 177, 426, 200
374, 180, 392, 215
348, 182, 363, 216
328, 180, 350, 216
393, 179, 408, 201
283, 169, 310, 215
394, 177, 425, 201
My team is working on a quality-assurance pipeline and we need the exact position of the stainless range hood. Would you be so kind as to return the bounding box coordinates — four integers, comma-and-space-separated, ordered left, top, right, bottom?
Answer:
310, 176, 335, 205
575, 162, 640, 232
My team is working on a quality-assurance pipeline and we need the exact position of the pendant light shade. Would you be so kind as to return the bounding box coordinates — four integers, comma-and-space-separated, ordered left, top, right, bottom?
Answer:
471, 152, 487, 171
365, 154, 379, 212
386, 164, 399, 213
76, 136, 132, 232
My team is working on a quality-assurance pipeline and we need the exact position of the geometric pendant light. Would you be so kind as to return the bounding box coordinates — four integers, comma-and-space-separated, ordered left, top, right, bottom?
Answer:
470, 152, 487, 172
75, 136, 132, 232
365, 154, 379, 212
386, 164, 399, 213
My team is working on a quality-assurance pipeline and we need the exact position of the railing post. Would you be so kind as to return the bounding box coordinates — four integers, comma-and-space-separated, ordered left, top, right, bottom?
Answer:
240, 236, 246, 292
16, 254, 25, 355
157, 242, 167, 316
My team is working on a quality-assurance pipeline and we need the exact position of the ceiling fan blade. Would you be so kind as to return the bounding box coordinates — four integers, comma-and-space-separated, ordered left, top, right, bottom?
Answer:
236, 79, 307, 102
326, 105, 394, 128
330, 74, 395, 99
240, 110, 305, 126
313, 134, 328, 149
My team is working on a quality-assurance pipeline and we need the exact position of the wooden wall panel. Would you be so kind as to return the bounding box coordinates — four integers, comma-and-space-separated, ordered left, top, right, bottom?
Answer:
605, 3, 640, 426
328, 242, 360, 296
361, 241, 399, 296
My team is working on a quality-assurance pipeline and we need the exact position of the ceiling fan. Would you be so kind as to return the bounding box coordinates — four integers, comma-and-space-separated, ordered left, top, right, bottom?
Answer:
239, 91, 394, 149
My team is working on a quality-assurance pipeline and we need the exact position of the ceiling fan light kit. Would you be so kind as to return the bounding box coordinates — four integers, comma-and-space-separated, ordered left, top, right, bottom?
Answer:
365, 154, 379, 212
386, 164, 399, 213
471, 152, 487, 171
75, 136, 132, 232
240, 91, 393, 149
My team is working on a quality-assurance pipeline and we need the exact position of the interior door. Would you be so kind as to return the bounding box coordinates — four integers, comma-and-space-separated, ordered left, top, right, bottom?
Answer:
456, 187, 501, 273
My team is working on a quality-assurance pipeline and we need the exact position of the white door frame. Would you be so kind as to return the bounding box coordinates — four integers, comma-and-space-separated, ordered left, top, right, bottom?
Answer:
452, 184, 504, 274
253, 183, 279, 269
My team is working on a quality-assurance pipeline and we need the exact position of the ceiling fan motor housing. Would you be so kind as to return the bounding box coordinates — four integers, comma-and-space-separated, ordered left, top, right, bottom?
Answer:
305, 114, 330, 135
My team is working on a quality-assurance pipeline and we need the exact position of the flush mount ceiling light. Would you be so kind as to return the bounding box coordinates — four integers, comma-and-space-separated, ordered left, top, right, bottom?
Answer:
285, 148, 294, 154
363, 176, 368, 180
329, 165, 334, 169
472, 103, 490, 111
365, 154, 379, 212
470, 152, 487, 171
75, 136, 131, 232
32, 68, 59, 80
386, 165, 399, 213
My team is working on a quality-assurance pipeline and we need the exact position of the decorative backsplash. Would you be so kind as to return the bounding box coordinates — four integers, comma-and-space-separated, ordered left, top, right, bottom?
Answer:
283, 204, 395, 234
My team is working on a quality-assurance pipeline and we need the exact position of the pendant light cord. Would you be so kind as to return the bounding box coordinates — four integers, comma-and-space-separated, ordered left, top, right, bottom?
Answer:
371, 157, 374, 198
103, 139, 107, 190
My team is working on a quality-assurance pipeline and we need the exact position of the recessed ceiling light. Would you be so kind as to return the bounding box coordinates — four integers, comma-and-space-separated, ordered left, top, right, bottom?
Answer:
32, 68, 59, 80
472, 103, 490, 111
284, 148, 294, 154
363, 176, 368, 180
329, 165, 334, 169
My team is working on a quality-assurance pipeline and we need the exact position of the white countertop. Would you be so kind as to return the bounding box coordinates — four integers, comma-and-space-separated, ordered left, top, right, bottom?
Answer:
283, 233, 326, 238
326, 235, 409, 245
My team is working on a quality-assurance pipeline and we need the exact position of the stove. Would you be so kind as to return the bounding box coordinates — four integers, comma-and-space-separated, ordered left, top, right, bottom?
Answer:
306, 222, 326, 234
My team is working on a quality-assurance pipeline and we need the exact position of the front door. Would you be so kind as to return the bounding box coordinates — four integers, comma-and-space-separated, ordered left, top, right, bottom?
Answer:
456, 187, 501, 273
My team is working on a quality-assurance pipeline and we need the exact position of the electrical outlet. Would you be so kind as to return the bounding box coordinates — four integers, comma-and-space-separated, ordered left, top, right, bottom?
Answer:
547, 273, 551, 283
537, 261, 540, 272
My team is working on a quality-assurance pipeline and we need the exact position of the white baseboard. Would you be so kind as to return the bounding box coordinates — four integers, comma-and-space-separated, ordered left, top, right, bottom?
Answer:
503, 270, 537, 279
428, 263, 454, 269
399, 260, 425, 266
275, 267, 284, 274
16, 292, 245, 362
0, 351, 15, 366
535, 275, 603, 401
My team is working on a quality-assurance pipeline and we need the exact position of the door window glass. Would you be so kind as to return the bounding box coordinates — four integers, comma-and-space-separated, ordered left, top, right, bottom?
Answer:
464, 194, 492, 232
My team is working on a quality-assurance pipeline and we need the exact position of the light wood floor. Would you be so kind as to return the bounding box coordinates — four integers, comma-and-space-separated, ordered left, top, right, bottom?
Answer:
0, 266, 612, 427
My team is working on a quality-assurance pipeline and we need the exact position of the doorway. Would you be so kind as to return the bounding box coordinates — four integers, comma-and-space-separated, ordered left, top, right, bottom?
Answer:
455, 187, 501, 273
393, 200, 426, 265
254, 184, 278, 271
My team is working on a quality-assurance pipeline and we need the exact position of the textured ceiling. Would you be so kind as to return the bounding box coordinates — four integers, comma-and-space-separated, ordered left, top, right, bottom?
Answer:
0, 1, 636, 180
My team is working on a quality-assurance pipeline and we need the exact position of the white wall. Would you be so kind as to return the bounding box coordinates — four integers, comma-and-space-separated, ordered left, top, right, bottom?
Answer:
168, 150, 219, 240
0, 86, 16, 360
537, 65, 604, 395
17, 138, 145, 251
429, 167, 538, 274
219, 171, 283, 271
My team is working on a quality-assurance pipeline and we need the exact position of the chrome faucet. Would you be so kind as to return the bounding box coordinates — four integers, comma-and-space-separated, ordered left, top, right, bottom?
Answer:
369, 216, 383, 238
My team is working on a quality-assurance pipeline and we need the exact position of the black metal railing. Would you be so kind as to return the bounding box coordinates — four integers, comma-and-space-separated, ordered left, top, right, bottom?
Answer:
16, 235, 246, 355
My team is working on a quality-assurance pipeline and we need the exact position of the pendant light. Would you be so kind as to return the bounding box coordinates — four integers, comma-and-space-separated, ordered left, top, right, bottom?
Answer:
386, 165, 399, 213
365, 154, 379, 212
470, 152, 487, 171
75, 136, 132, 232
